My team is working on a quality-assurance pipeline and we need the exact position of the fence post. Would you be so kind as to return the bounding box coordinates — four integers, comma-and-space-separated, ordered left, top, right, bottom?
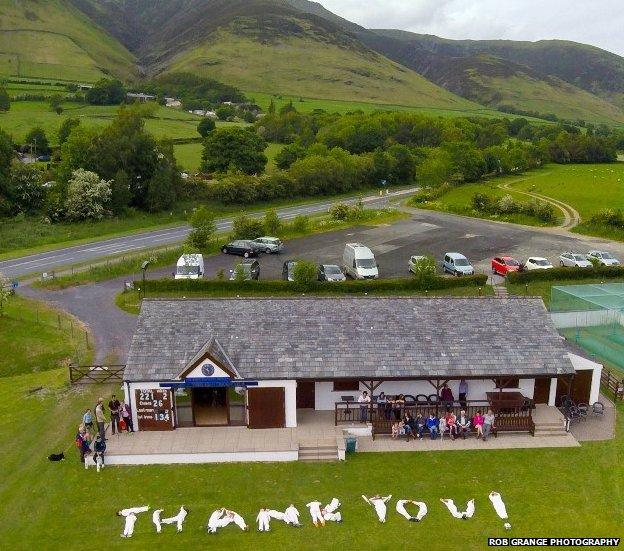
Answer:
70, 320, 74, 338
85, 330, 90, 349
57, 314, 61, 329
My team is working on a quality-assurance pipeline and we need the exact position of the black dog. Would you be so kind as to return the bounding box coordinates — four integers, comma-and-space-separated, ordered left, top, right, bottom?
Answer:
48, 452, 65, 462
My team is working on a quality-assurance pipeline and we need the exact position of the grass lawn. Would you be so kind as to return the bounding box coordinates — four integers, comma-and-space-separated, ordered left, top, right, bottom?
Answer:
0, 294, 91, 376
506, 277, 624, 306
0, 366, 621, 549
409, 176, 561, 227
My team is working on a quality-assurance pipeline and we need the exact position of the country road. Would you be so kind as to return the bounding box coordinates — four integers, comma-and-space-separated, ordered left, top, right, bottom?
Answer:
0, 188, 417, 279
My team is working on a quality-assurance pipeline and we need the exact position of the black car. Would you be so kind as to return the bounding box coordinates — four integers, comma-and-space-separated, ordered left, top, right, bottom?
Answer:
221, 240, 258, 258
229, 260, 260, 281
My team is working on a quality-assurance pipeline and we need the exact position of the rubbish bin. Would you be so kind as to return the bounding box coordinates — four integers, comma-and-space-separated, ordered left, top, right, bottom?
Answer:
345, 436, 357, 453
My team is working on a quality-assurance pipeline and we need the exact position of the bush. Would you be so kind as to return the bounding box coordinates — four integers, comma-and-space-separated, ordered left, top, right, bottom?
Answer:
328, 202, 351, 221
589, 209, 624, 230
64, 169, 112, 221
231, 213, 264, 239
410, 182, 452, 204
471, 192, 555, 223
292, 260, 318, 285
291, 215, 309, 234
263, 209, 281, 235
507, 265, 624, 284
186, 206, 216, 250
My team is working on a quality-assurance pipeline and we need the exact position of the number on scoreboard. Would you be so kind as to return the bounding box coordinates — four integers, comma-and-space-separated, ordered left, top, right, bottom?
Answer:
135, 389, 174, 431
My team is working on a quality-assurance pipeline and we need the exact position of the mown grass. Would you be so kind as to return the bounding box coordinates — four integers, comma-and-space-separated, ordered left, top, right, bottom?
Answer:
409, 176, 561, 227
0, 294, 91, 376
506, 277, 624, 306
0, 365, 621, 550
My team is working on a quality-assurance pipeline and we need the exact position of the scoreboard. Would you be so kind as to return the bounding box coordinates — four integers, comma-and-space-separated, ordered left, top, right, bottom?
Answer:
135, 388, 174, 431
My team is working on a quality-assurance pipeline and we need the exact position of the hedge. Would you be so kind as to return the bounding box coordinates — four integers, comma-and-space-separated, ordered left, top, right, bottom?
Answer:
136, 274, 488, 295
507, 265, 624, 284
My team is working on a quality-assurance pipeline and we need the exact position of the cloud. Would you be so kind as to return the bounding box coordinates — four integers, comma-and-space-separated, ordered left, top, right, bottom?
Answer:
318, 0, 624, 56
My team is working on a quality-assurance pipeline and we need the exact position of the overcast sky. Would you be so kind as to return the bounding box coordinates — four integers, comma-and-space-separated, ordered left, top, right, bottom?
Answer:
319, 0, 624, 56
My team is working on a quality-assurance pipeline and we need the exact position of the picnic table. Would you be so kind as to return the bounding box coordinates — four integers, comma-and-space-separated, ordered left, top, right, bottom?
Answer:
486, 391, 525, 409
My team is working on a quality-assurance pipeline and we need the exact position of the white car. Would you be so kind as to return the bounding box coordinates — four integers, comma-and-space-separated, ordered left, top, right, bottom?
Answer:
408, 255, 435, 274
587, 251, 620, 266
523, 257, 554, 271
251, 236, 283, 254
559, 252, 593, 268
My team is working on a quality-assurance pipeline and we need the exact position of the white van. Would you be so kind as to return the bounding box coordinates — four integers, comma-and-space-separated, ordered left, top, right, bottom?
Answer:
175, 253, 204, 279
343, 243, 379, 279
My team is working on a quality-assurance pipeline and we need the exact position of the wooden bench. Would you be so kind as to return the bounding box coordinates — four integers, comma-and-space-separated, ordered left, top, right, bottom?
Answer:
491, 416, 535, 436
371, 419, 410, 440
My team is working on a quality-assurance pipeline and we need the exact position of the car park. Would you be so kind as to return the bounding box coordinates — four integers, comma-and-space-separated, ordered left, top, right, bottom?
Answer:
318, 264, 346, 282
229, 260, 260, 281
523, 257, 554, 271
559, 252, 593, 268
442, 252, 474, 276
221, 240, 258, 258
251, 236, 283, 254
491, 256, 521, 276
282, 260, 298, 281
587, 251, 620, 266
408, 255, 435, 275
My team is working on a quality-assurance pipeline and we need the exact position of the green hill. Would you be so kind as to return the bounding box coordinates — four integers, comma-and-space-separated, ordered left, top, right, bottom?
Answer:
0, 0, 137, 82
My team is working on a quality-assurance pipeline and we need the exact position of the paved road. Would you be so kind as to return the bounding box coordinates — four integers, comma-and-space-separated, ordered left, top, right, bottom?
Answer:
1, 188, 416, 279
22, 207, 624, 364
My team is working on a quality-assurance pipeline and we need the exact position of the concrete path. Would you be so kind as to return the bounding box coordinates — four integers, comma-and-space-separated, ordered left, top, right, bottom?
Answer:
569, 395, 617, 442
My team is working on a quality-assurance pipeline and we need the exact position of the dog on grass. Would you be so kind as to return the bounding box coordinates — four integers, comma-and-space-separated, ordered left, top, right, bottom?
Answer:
48, 452, 65, 462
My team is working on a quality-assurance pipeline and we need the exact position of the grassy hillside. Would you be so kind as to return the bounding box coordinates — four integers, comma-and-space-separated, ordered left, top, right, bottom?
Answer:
0, 0, 137, 81
165, 17, 479, 109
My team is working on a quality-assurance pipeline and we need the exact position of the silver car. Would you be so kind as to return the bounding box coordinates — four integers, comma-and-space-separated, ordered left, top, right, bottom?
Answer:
559, 252, 593, 268
252, 236, 283, 254
587, 251, 620, 266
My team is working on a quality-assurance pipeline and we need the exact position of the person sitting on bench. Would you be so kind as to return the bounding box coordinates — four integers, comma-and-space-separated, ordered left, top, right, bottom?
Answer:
415, 414, 426, 439
426, 414, 439, 439
445, 411, 458, 440
483, 409, 496, 441
473, 411, 484, 439
403, 412, 415, 440
456, 410, 471, 438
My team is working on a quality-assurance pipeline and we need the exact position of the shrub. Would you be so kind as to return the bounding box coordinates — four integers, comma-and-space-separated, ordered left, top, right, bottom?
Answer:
507, 265, 624, 284
263, 209, 281, 235
589, 209, 624, 230
292, 260, 318, 285
231, 213, 264, 240
186, 206, 216, 250
64, 169, 112, 221
291, 215, 309, 234
328, 202, 350, 221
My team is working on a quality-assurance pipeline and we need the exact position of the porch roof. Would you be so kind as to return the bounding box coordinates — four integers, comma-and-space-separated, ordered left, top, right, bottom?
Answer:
124, 297, 574, 382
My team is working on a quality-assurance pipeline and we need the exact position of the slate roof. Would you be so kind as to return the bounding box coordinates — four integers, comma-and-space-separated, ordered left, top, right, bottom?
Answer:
123, 297, 574, 382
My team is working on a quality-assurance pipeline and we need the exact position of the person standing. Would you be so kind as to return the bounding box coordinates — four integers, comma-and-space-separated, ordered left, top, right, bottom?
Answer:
109, 394, 121, 435
75, 427, 89, 463
458, 379, 468, 409
121, 402, 134, 433
82, 408, 94, 432
93, 434, 106, 471
95, 397, 107, 441
440, 383, 454, 406
358, 390, 371, 423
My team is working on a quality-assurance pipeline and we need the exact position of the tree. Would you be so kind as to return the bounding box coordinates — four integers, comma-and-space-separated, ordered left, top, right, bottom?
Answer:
241, 110, 256, 123
8, 164, 45, 213
186, 205, 216, 250
85, 78, 126, 105
64, 169, 112, 221
0, 129, 13, 181
292, 259, 317, 285
58, 117, 80, 145
263, 209, 281, 235
197, 117, 216, 137
24, 127, 50, 156
145, 162, 177, 212
231, 213, 264, 239
50, 94, 63, 114
0, 86, 10, 111
216, 104, 236, 120
0, 272, 12, 316
232, 263, 248, 282
110, 169, 132, 214
267, 98, 276, 115
275, 143, 305, 169
201, 127, 267, 175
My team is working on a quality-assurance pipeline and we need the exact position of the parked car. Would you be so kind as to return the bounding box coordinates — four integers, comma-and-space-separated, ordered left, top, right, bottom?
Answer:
282, 260, 298, 281
229, 260, 260, 281
587, 251, 620, 266
174, 253, 204, 280
251, 236, 283, 254
343, 243, 379, 279
221, 240, 258, 258
318, 264, 346, 282
491, 256, 521, 276
442, 252, 474, 276
36, 155, 51, 162
523, 257, 554, 271
408, 255, 436, 275
559, 252, 593, 268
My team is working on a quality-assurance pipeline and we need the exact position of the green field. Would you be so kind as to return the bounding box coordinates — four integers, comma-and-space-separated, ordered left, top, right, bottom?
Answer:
410, 176, 561, 227
0, 364, 621, 549
0, 294, 91, 377
0, 0, 136, 81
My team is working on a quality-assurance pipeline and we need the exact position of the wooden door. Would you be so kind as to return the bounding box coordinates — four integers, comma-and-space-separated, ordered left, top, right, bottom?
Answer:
248, 388, 285, 429
296, 380, 315, 409
533, 377, 551, 404
570, 370, 593, 404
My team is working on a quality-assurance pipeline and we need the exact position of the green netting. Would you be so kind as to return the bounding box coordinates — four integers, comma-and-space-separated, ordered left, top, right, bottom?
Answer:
553, 284, 624, 371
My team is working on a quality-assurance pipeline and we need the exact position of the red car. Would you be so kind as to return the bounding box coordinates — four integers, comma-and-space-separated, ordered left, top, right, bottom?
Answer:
491, 256, 521, 276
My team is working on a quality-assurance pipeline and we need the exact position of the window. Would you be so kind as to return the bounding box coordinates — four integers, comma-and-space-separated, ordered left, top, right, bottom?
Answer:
333, 379, 360, 392
495, 377, 520, 389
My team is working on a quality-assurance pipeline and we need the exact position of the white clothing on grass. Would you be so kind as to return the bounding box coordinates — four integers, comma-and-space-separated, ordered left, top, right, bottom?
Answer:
306, 501, 325, 526
207, 509, 224, 533
119, 505, 149, 517
285, 504, 301, 525
441, 498, 475, 519
396, 500, 427, 522
362, 495, 392, 523
322, 498, 342, 522
220, 510, 247, 531
161, 506, 188, 532
267, 509, 288, 522
257, 509, 271, 531
152, 509, 163, 533
489, 492, 511, 529
121, 513, 137, 538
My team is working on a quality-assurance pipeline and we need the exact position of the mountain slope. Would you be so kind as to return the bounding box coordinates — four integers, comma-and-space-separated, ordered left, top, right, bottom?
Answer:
0, 0, 137, 81
71, 0, 482, 110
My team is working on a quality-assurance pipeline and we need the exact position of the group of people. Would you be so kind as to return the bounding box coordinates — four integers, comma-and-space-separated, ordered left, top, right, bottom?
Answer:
390, 409, 496, 441
117, 492, 511, 537
75, 394, 134, 469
